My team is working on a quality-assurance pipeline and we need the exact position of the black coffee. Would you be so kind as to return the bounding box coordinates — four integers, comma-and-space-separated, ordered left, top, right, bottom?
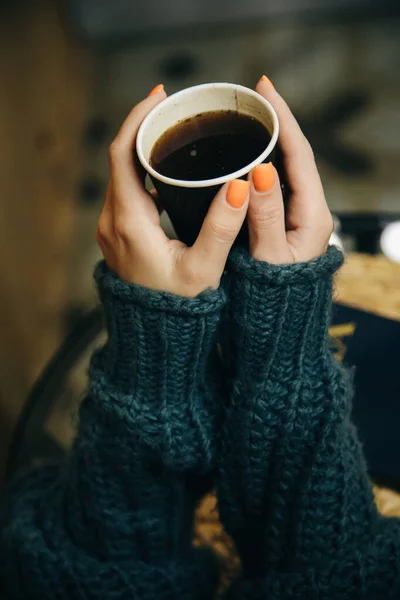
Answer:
150, 110, 271, 181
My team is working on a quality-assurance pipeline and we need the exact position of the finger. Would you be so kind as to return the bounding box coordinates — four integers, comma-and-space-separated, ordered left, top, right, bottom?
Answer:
108, 87, 167, 198
256, 78, 325, 206
107, 88, 169, 248
248, 163, 293, 264
188, 179, 249, 275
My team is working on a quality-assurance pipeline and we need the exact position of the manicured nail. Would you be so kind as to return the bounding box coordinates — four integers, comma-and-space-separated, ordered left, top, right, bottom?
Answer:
147, 84, 164, 97
226, 180, 250, 208
260, 75, 275, 89
252, 163, 275, 193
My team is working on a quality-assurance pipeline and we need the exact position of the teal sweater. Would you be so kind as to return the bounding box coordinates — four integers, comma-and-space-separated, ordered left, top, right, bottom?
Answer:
1, 247, 400, 599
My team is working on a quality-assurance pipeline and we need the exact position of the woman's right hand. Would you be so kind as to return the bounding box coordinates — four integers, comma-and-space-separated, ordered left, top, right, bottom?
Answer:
96, 87, 250, 298
246, 77, 334, 265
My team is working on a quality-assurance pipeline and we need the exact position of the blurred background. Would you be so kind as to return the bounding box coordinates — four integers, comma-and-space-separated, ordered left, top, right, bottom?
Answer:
0, 0, 399, 486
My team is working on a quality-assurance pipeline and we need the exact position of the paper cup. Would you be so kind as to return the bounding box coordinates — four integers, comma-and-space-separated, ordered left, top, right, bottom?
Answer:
137, 83, 280, 246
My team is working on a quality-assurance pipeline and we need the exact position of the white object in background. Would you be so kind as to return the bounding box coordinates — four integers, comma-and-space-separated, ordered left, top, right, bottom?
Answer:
380, 221, 400, 263
330, 215, 344, 252
329, 231, 344, 252
332, 214, 342, 234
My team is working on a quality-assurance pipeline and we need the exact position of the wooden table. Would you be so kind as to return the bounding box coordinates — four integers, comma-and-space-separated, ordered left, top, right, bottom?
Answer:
336, 253, 400, 322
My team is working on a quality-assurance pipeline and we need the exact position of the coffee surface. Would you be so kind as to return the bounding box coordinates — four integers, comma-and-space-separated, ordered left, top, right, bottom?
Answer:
150, 110, 271, 181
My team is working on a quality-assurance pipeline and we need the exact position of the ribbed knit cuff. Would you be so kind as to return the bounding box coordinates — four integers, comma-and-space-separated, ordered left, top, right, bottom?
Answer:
218, 246, 350, 581
223, 246, 344, 387
228, 244, 344, 285
89, 261, 226, 470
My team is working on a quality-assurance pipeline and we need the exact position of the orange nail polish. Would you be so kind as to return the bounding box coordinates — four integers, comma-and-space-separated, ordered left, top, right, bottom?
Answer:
252, 163, 275, 193
147, 84, 164, 97
260, 75, 275, 89
227, 180, 250, 208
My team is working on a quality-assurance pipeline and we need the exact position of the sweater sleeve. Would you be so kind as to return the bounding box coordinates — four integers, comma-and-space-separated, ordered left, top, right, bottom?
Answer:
0, 261, 225, 600
217, 246, 400, 600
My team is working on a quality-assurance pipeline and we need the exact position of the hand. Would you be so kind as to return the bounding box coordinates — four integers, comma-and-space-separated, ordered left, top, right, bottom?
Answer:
96, 87, 250, 297
246, 77, 334, 265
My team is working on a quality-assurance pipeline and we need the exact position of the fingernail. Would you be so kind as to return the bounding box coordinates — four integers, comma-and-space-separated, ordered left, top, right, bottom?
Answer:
226, 180, 250, 208
260, 75, 275, 89
252, 163, 275, 193
147, 84, 164, 97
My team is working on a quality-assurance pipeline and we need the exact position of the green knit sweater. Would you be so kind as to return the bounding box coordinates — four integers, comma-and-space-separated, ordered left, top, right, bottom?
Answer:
1, 246, 400, 599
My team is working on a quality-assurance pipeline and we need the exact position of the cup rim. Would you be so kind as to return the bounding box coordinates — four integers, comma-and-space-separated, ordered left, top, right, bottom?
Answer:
136, 82, 279, 189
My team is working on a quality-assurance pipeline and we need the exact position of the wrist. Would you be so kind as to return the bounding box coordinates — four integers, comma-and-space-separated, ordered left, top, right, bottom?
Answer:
93, 259, 226, 386
228, 244, 343, 286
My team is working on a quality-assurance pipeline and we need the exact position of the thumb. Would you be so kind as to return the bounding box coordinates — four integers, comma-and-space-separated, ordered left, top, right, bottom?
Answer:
248, 163, 293, 264
188, 179, 249, 276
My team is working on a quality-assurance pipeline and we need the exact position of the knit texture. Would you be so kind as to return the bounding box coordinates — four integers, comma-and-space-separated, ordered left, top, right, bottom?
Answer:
0, 261, 225, 600
217, 246, 400, 599
3, 249, 400, 600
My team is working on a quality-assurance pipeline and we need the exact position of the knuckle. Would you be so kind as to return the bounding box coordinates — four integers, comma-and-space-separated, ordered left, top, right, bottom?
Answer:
108, 140, 122, 162
311, 209, 334, 248
304, 138, 315, 161
209, 220, 236, 244
113, 220, 132, 243
328, 213, 335, 234
321, 210, 334, 236
95, 229, 103, 247
96, 218, 109, 243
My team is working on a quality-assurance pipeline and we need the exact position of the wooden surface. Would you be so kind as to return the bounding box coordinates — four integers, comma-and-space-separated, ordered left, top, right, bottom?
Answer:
335, 253, 400, 321
0, 1, 93, 475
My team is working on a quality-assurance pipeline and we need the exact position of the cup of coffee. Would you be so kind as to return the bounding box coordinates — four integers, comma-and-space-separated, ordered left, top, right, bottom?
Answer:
137, 83, 280, 246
